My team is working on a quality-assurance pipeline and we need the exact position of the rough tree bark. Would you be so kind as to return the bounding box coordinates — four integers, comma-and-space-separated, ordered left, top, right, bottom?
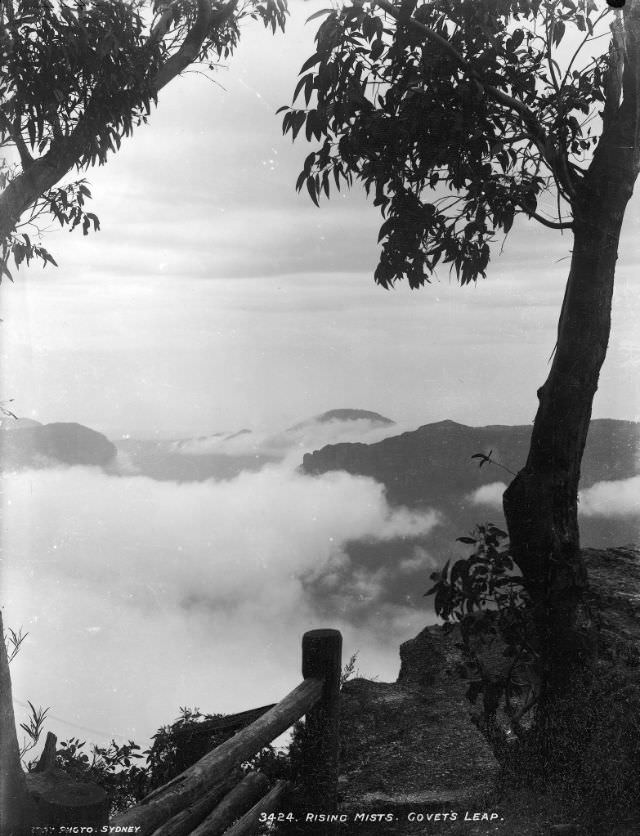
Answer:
0, 612, 29, 835
503, 1, 640, 693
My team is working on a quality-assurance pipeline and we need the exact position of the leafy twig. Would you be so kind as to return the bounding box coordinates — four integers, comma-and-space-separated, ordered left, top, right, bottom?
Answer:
4, 624, 28, 662
471, 450, 517, 477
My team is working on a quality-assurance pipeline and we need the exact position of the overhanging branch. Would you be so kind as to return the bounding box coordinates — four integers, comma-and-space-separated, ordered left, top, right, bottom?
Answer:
374, 0, 578, 200
151, 0, 212, 93
0, 0, 227, 242
530, 211, 573, 230
149, 2, 180, 45
151, 0, 235, 93
0, 114, 33, 170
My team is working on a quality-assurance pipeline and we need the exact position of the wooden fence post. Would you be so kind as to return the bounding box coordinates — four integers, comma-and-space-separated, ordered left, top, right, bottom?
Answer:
25, 731, 108, 829
300, 629, 342, 833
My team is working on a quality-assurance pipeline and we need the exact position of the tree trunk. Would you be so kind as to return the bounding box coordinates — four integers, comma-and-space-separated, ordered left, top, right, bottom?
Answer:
0, 613, 29, 835
0, 150, 77, 244
503, 156, 637, 693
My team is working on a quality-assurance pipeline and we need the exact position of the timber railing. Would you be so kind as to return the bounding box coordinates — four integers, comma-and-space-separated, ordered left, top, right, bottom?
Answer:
108, 628, 342, 836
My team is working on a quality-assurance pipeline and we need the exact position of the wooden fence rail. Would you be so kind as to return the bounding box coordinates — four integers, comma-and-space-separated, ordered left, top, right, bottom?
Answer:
111, 628, 342, 836
169, 704, 278, 740
2, 623, 342, 836
1, 614, 341, 836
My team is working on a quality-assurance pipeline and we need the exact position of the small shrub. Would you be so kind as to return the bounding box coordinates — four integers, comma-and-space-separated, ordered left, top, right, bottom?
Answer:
426, 523, 540, 747
56, 737, 147, 815
49, 706, 290, 816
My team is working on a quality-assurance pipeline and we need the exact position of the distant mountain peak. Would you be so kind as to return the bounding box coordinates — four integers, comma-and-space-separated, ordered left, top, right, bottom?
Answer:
319, 409, 394, 424
290, 409, 395, 431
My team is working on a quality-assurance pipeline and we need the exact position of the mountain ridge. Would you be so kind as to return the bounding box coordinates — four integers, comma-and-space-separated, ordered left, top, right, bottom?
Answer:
302, 417, 640, 553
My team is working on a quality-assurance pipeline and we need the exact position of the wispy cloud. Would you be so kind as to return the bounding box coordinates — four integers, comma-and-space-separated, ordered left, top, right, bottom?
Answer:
173, 415, 402, 461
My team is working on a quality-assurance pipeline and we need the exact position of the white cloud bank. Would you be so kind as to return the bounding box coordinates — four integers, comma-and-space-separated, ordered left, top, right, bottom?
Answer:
579, 476, 640, 517
2, 463, 438, 746
468, 477, 640, 519
467, 481, 507, 507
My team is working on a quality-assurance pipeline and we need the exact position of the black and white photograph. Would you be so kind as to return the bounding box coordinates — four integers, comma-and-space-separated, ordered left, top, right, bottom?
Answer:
1, 0, 639, 833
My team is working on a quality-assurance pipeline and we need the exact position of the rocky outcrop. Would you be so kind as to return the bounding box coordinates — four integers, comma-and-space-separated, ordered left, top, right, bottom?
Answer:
583, 545, 640, 665
337, 546, 640, 834
338, 614, 502, 832
339, 677, 499, 815
395, 545, 640, 710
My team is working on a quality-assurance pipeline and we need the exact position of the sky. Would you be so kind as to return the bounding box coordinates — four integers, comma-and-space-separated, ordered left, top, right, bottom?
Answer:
1, 0, 640, 757
0, 1, 639, 439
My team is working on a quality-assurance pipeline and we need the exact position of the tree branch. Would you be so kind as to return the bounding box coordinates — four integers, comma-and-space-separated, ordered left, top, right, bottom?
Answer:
530, 211, 573, 230
0, 114, 33, 170
499, 133, 535, 145
151, 0, 220, 93
560, 11, 609, 93
374, 1, 545, 130
149, 1, 181, 45
0, 0, 224, 242
374, 0, 578, 200
152, 0, 238, 93
545, 9, 562, 95
590, 0, 640, 185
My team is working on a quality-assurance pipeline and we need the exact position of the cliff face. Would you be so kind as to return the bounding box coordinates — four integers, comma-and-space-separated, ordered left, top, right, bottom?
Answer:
0, 422, 117, 470
582, 545, 640, 665
338, 546, 640, 835
396, 545, 640, 711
